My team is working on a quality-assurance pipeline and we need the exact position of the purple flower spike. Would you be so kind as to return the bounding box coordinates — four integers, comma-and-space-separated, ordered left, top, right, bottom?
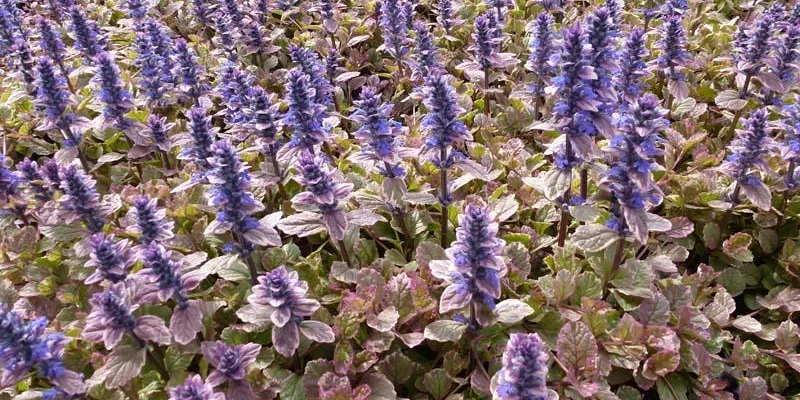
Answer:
206, 141, 282, 253
0, 154, 21, 207
412, 22, 443, 81
525, 13, 559, 98
657, 16, 691, 98
0, 307, 84, 395
288, 45, 333, 106
494, 333, 551, 400
379, 0, 411, 61
420, 74, 472, 170
201, 341, 261, 400
16, 158, 54, 202
128, 195, 175, 246
37, 18, 67, 67
243, 86, 282, 153
431, 204, 506, 324
82, 282, 171, 349
293, 151, 354, 241
248, 266, 323, 357
283, 69, 331, 151
170, 375, 225, 400
67, 6, 107, 60
174, 38, 210, 102
85, 233, 133, 284
719, 108, 777, 210
92, 52, 135, 131
58, 165, 105, 233
177, 105, 218, 169
350, 86, 414, 178
616, 28, 649, 106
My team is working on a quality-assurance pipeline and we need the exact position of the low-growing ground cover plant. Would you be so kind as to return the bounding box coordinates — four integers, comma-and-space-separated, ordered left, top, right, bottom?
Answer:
1, 0, 800, 398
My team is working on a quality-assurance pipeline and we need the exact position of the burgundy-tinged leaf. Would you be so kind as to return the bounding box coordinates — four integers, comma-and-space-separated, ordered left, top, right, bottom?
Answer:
557, 321, 600, 397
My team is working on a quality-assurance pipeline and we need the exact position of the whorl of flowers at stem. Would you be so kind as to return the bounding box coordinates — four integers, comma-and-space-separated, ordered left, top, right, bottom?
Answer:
0, 307, 83, 394
282, 69, 330, 151
244, 86, 282, 153
128, 195, 175, 245
191, 0, 212, 26
661, 0, 688, 17
16, 158, 53, 202
144, 19, 176, 83
86, 233, 133, 284
34, 56, 77, 141
145, 114, 173, 152
551, 22, 599, 163
616, 28, 649, 106
437, 0, 457, 32
412, 21, 443, 80
738, 11, 776, 75
494, 333, 549, 400
771, 26, 800, 88
221, 0, 245, 32
434, 204, 506, 317
242, 20, 268, 56
0, 154, 21, 207
139, 243, 190, 307
213, 15, 239, 61
293, 150, 352, 213
124, 0, 148, 20
68, 6, 107, 60
12, 38, 35, 85
420, 74, 471, 169
380, 0, 411, 61
37, 18, 67, 66
216, 60, 254, 126
179, 105, 218, 169
525, 12, 559, 98
289, 45, 333, 106
254, 0, 270, 25
59, 165, 105, 233
351, 85, 409, 178
169, 375, 224, 400
720, 108, 776, 210
174, 38, 209, 101
92, 52, 134, 130
470, 12, 503, 71
656, 15, 690, 82
325, 50, 340, 82
586, 7, 619, 108
135, 35, 168, 104
781, 100, 800, 187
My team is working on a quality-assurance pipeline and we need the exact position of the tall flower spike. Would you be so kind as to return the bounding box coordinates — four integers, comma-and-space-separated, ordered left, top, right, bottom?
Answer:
37, 18, 67, 68
430, 204, 507, 325
379, 0, 411, 62
247, 267, 322, 357
616, 28, 649, 106
350, 86, 413, 178
213, 16, 239, 62
221, 0, 245, 32
92, 52, 134, 131
174, 38, 210, 102
243, 86, 282, 154
85, 233, 133, 284
738, 10, 776, 76
68, 6, 107, 60
493, 333, 550, 400
293, 151, 354, 241
525, 13, 559, 99
216, 60, 254, 126
282, 69, 330, 151
719, 108, 777, 210
128, 195, 175, 246
657, 15, 691, 99
144, 114, 174, 153
206, 141, 281, 254
0, 307, 84, 395
461, 11, 517, 77
253, 0, 270, 26
16, 158, 54, 202
200, 341, 261, 400
177, 105, 218, 170
124, 0, 148, 20
412, 21, 443, 81
586, 6, 620, 135
169, 375, 225, 400
13, 38, 36, 85
58, 165, 105, 233
420, 74, 472, 171
242, 20, 268, 56
135, 35, 169, 105
765, 25, 800, 102
191, 0, 212, 26
602, 94, 667, 243
288, 45, 333, 106
82, 282, 171, 349
144, 19, 176, 84
437, 0, 461, 33
781, 99, 800, 188
34, 56, 82, 147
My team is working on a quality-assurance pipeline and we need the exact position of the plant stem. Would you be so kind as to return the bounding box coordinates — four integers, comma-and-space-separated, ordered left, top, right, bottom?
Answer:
720, 182, 741, 233
557, 139, 574, 247
439, 148, 449, 248
483, 69, 491, 117
722, 74, 753, 140
580, 167, 588, 201
338, 239, 353, 268
268, 145, 288, 201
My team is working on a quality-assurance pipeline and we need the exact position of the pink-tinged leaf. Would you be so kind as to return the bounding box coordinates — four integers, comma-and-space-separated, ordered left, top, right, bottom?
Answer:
396, 332, 424, 348
758, 72, 784, 93
731, 316, 762, 333
705, 290, 736, 326
318, 372, 353, 400
632, 292, 671, 326
323, 209, 348, 241
557, 321, 600, 397
86, 345, 146, 389
347, 209, 385, 227
54, 370, 84, 395
453, 157, 490, 180
171, 300, 203, 345
273, 322, 300, 357
243, 224, 282, 247
641, 350, 680, 380
647, 255, 678, 274
723, 232, 754, 263
740, 179, 772, 211
665, 217, 694, 238
367, 307, 399, 332
361, 373, 395, 400
740, 377, 768, 400
438, 284, 472, 313
133, 315, 171, 345
624, 206, 649, 244
775, 321, 799, 352
757, 287, 800, 313
645, 326, 680, 352
299, 320, 336, 343
277, 212, 327, 237
227, 379, 256, 400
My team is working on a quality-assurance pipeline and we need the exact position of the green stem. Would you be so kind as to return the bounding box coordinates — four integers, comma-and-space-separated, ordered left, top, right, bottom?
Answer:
439, 148, 449, 248
338, 239, 353, 268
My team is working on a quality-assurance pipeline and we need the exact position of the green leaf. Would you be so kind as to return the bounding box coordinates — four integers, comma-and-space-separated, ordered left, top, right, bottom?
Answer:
377, 352, 418, 386
280, 374, 305, 400
424, 320, 467, 342
423, 369, 454, 400
719, 268, 746, 296
571, 224, 620, 253
611, 260, 655, 298
655, 374, 689, 400
40, 224, 86, 242
703, 222, 721, 249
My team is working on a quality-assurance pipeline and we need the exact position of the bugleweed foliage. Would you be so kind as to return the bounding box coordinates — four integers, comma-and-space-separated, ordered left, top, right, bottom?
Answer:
3, 0, 800, 398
